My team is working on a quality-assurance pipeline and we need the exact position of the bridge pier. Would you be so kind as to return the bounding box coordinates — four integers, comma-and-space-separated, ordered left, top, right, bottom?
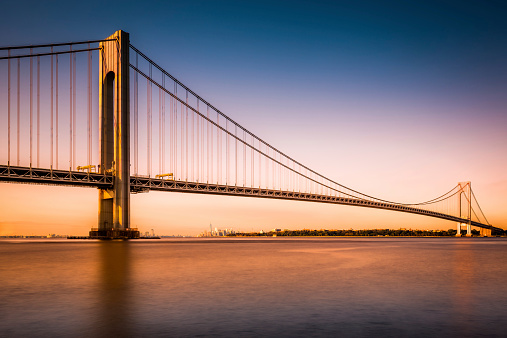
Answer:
456, 222, 473, 237
90, 30, 138, 239
480, 228, 492, 237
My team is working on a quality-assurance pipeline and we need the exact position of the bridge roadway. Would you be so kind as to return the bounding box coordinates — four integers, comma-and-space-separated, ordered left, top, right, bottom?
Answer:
0, 165, 499, 231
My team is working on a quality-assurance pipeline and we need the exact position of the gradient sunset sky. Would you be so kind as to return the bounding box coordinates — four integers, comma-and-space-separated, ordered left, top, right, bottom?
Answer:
0, 0, 506, 236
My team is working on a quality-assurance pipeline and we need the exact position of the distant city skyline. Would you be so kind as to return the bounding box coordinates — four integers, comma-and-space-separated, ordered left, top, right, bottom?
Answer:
1, 0, 506, 236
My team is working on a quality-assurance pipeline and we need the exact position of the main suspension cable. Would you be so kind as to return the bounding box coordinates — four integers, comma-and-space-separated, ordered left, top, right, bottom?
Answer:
132, 63, 462, 205
129, 44, 466, 207
471, 188, 490, 225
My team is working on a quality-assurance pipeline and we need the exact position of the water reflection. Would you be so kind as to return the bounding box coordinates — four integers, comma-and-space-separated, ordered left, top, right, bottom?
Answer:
451, 241, 475, 336
2, 238, 506, 337
96, 241, 133, 337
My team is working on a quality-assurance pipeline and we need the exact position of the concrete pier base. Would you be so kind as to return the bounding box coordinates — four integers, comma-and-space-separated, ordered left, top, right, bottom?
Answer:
89, 228, 140, 239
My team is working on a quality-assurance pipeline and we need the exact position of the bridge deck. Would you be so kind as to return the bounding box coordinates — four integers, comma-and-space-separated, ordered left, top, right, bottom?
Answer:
0, 165, 498, 231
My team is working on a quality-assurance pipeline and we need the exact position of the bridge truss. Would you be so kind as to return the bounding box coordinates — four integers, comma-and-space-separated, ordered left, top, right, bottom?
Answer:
0, 165, 498, 233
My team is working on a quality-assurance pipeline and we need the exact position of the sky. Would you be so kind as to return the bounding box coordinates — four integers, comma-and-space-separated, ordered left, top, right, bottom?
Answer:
0, 0, 506, 236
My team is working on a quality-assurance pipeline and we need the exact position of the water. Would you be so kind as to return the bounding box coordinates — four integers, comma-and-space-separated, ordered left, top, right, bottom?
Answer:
1, 237, 507, 337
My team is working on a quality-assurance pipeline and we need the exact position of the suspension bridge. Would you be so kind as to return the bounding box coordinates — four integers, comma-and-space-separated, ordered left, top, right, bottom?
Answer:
0, 30, 499, 238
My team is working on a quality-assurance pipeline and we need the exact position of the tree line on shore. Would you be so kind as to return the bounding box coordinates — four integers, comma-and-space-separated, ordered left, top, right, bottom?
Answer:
228, 228, 507, 237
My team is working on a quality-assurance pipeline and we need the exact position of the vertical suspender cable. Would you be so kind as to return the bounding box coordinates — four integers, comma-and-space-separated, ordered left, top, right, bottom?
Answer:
278, 154, 281, 191
147, 76, 150, 176
251, 135, 254, 187
281, 155, 284, 191
37, 55, 40, 167
289, 160, 292, 192
134, 52, 139, 176
280, 154, 286, 190
55, 54, 58, 169
305, 169, 310, 193
215, 112, 218, 183
196, 101, 199, 181
269, 148, 272, 189
217, 112, 220, 184
226, 119, 228, 184
87, 45, 90, 167
287, 158, 290, 192
243, 130, 246, 187
159, 83, 162, 175
7, 50, 10, 165
196, 100, 200, 181
220, 114, 223, 184
172, 83, 176, 176
73, 52, 76, 169
160, 82, 163, 174
216, 112, 219, 183
234, 124, 238, 186
294, 162, 296, 192
172, 83, 176, 178
162, 75, 165, 174
147, 68, 150, 176
88, 44, 92, 167
272, 148, 275, 190
171, 83, 175, 177
50, 48, 53, 168
210, 105, 213, 183
291, 162, 293, 192
177, 85, 180, 179
147, 64, 152, 177
280, 154, 282, 191
171, 84, 174, 178
134, 53, 138, 175
273, 152, 276, 190
282, 156, 285, 192
69, 46, 73, 170
181, 89, 184, 179
210, 106, 213, 183
290, 160, 293, 192
186, 90, 189, 181
207, 105, 210, 182
170, 83, 173, 177
289, 158, 291, 192
201, 102, 204, 181
30, 48, 33, 166
259, 141, 261, 188
17, 58, 20, 166
163, 75, 166, 174
181, 87, 185, 180
190, 94, 194, 181
265, 147, 268, 189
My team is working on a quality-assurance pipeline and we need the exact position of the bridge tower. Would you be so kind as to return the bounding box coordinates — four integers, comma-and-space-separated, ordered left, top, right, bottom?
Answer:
90, 30, 139, 239
456, 182, 472, 237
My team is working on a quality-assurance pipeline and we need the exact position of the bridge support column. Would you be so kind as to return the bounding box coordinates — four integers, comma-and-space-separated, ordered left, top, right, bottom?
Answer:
90, 30, 138, 239
466, 223, 472, 237
456, 222, 461, 237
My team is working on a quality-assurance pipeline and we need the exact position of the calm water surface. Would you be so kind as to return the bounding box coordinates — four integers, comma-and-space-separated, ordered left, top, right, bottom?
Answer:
1, 237, 506, 337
